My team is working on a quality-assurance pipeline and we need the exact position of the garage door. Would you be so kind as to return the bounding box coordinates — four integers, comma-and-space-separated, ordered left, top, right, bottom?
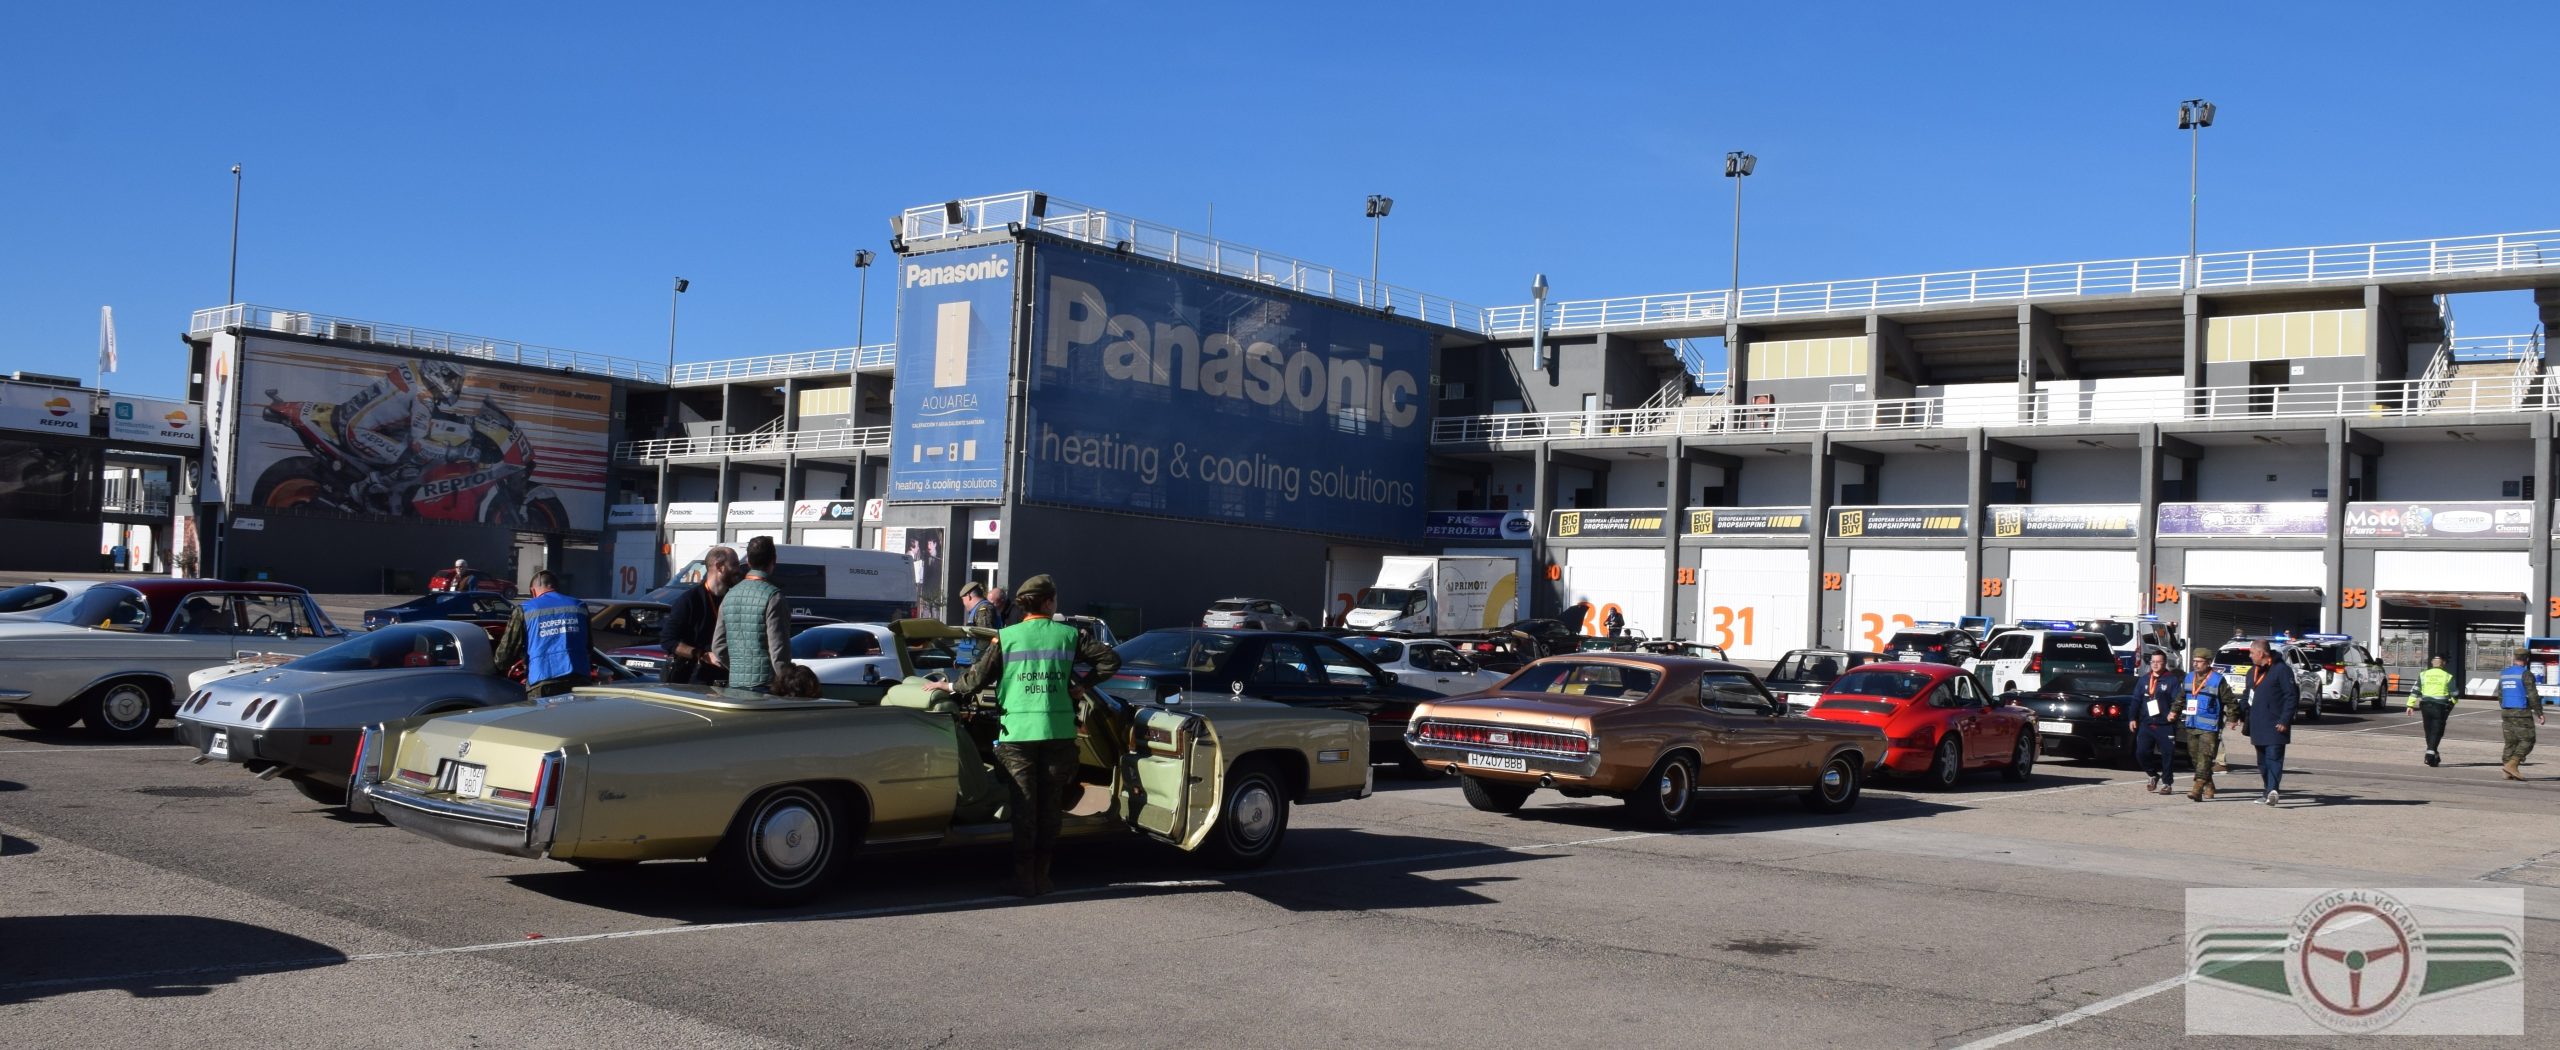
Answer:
609, 530, 658, 599
1845, 549, 1966, 652
2006, 549, 2137, 624
1697, 548, 1810, 661
1559, 548, 1665, 639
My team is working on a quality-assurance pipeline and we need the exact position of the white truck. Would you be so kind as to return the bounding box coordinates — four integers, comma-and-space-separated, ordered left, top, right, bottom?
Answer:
1343, 556, 1519, 635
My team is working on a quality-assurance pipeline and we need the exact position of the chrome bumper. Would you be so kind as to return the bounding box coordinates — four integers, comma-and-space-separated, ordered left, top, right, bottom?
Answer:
358, 779, 551, 859
1402, 735, 1605, 780
0, 689, 32, 703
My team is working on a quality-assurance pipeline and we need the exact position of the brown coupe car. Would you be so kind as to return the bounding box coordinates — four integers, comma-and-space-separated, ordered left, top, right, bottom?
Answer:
1403, 654, 1886, 827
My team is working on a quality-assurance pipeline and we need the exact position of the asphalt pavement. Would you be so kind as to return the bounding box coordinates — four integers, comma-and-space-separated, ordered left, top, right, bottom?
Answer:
4, 699, 2557, 1049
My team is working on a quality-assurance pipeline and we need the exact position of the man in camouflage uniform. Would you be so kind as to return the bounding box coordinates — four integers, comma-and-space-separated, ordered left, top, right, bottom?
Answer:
2496, 648, 2547, 781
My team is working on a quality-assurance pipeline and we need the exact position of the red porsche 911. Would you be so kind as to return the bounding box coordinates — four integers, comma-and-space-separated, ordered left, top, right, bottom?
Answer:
1802, 662, 2037, 789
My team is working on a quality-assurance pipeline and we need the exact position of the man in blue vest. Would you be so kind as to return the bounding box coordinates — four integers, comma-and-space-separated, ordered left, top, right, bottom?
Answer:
493, 571, 590, 697
2181, 649, 2227, 801
2498, 648, 2546, 781
2244, 639, 2298, 805
928, 574, 1119, 897
2132, 650, 2185, 795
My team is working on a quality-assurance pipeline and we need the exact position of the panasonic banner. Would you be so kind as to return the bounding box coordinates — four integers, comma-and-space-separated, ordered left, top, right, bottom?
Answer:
886, 243, 1018, 502
1026, 244, 1429, 543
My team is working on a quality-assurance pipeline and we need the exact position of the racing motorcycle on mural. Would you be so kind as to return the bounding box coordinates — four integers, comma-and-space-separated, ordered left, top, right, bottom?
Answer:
248, 361, 570, 531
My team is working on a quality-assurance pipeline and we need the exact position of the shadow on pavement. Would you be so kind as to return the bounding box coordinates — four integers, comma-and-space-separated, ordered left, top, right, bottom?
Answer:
2283, 793, 2429, 808
1496, 789, 1971, 835
0, 833, 33, 856
0, 779, 23, 792
496, 825, 1561, 924
0, 915, 344, 1005
0, 727, 173, 747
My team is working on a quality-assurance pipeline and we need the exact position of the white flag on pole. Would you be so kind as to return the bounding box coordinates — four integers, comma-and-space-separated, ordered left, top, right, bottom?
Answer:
99, 305, 119, 375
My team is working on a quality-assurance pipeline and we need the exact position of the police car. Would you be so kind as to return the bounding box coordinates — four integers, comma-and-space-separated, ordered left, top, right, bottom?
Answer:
2210, 637, 2327, 721
2285, 633, 2386, 712
1973, 620, 2121, 695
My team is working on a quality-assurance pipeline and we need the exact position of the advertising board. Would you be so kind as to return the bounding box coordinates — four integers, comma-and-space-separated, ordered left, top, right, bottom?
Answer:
107, 395, 200, 448
1024, 242, 1430, 544
1685, 507, 1811, 537
2157, 502, 2328, 537
886, 243, 1017, 503
1549, 509, 1669, 539
1831, 505, 1968, 538
1423, 510, 1534, 542
2342, 501, 2531, 539
230, 338, 610, 531
791, 499, 868, 524
0, 381, 88, 436
1987, 503, 2139, 539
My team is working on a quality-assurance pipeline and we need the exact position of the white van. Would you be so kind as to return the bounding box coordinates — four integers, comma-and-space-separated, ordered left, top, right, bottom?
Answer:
647, 544, 917, 622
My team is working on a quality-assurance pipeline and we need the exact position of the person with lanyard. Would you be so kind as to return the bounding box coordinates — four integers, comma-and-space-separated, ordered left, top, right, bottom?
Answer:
491, 570, 590, 698
2180, 649, 2227, 801
925, 574, 1120, 897
2406, 654, 2458, 767
659, 546, 738, 686
2130, 650, 2185, 794
2243, 638, 2298, 805
2497, 648, 2546, 781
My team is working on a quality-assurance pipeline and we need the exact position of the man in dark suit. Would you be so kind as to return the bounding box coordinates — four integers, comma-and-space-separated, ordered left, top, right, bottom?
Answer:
2244, 638, 2298, 806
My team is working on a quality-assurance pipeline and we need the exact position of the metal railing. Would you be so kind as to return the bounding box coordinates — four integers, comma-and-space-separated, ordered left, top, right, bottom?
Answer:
1431, 374, 2555, 445
614, 424, 890, 462
671, 343, 896, 384
1488, 229, 2560, 336
2448, 332, 2545, 362
897, 191, 1489, 332
190, 304, 663, 382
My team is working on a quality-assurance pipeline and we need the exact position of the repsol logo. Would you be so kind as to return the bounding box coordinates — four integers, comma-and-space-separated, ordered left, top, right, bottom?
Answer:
1043, 274, 1420, 428
905, 254, 1011, 288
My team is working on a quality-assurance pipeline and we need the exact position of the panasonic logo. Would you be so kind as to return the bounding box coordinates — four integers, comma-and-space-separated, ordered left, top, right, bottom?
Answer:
1042, 273, 1421, 429
905, 255, 1012, 288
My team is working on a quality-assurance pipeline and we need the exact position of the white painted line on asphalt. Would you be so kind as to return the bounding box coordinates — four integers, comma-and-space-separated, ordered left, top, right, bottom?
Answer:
0, 745, 188, 754
2300, 708, 2493, 736
1948, 974, 2187, 1050
0, 828, 1667, 995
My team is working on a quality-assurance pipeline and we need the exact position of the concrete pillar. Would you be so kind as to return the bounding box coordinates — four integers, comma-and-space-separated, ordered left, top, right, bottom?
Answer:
714, 457, 734, 542
654, 460, 670, 587
1662, 437, 1685, 637
1808, 440, 1834, 648
2323, 419, 2347, 633
1966, 429, 1988, 617
2364, 285, 2402, 388
1531, 442, 1556, 616
781, 453, 801, 518
2182, 294, 2207, 395
782, 377, 801, 432
2534, 416, 2553, 637
2137, 425, 2160, 616
1724, 323, 1753, 408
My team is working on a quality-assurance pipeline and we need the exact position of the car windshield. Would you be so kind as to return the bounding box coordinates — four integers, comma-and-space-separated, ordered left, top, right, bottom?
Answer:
1884, 632, 1946, 650
40, 585, 150, 630
286, 624, 468, 672
2215, 646, 2257, 666
1206, 600, 1250, 612
2045, 673, 2136, 695
0, 583, 66, 612
1503, 661, 1659, 701
1355, 588, 1425, 611
2296, 643, 2349, 663
1343, 637, 1403, 662
2093, 621, 2138, 646
790, 626, 880, 660
1769, 652, 1853, 685
1117, 631, 1238, 673
1828, 669, 1933, 699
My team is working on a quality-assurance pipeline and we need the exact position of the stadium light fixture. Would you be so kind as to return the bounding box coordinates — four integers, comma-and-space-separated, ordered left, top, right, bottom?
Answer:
1365, 195, 1394, 308
943, 199, 966, 227
1723, 151, 1756, 324
2179, 98, 2217, 289
854, 250, 875, 352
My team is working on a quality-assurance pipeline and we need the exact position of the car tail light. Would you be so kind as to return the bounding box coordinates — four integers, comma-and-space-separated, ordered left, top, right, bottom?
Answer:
306, 734, 332, 746
2326, 663, 2343, 674
1928, 644, 1945, 654
490, 786, 534, 803
2027, 654, 2043, 673
394, 768, 433, 785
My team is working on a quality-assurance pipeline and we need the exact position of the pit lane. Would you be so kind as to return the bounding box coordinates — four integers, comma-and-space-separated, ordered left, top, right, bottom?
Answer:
3, 711, 2557, 1049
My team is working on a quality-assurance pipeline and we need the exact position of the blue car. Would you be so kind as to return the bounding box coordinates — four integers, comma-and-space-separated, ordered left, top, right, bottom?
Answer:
361, 591, 517, 631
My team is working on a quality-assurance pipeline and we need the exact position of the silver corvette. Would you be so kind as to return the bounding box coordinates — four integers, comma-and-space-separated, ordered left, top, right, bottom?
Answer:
171, 622, 538, 805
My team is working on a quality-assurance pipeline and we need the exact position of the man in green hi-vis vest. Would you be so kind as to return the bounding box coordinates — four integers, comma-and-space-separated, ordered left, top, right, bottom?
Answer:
928, 575, 1120, 897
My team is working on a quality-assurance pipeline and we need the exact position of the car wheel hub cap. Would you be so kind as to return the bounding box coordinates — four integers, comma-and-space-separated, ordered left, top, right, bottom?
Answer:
757, 803, 822, 872
1822, 766, 1845, 797
1662, 765, 1689, 809
1232, 785, 1276, 844
105, 688, 150, 728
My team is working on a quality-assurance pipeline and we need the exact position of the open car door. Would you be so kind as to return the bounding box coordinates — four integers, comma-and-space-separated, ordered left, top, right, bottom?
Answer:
1116, 705, 1223, 849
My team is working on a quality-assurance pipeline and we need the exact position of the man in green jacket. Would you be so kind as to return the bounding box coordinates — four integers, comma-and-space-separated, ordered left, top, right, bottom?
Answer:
2406, 655, 2458, 767
928, 574, 1120, 897
710, 536, 792, 692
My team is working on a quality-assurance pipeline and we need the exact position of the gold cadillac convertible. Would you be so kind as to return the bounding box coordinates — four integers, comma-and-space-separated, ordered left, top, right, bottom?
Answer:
350, 620, 1372, 903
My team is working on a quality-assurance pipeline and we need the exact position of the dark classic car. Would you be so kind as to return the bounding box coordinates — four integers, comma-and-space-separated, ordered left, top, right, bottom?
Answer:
361, 591, 518, 633
1101, 629, 1440, 770
2014, 671, 2186, 767
1403, 654, 1886, 828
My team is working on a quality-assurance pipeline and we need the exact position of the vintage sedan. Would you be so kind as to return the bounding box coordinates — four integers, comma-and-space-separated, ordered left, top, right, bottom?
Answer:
173, 622, 535, 804
0, 580, 103, 619
1404, 654, 1884, 827
1340, 636, 1509, 696
351, 619, 1373, 904
361, 591, 518, 633
1103, 629, 1440, 771
0, 580, 345, 739
1803, 662, 2037, 788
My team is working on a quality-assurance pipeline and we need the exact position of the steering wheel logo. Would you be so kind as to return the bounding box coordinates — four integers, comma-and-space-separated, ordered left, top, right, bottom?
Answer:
2289, 896, 2424, 1033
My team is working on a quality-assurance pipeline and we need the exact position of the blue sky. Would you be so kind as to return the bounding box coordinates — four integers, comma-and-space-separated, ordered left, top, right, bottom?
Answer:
4, 1, 2554, 394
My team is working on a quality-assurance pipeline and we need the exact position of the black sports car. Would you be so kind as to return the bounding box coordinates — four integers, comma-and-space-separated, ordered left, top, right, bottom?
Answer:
1103, 628, 1440, 770
2016, 671, 2185, 767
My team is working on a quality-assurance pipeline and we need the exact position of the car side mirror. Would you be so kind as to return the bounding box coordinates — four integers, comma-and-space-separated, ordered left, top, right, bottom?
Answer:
1380, 671, 1399, 686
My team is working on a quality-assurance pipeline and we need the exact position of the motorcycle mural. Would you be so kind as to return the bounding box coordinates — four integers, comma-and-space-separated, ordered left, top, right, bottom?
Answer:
233, 342, 608, 531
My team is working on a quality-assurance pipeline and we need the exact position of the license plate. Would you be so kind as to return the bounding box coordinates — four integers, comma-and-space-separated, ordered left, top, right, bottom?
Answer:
2039, 720, 2073, 735
1465, 753, 1529, 773
451, 762, 487, 800
206, 730, 229, 760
